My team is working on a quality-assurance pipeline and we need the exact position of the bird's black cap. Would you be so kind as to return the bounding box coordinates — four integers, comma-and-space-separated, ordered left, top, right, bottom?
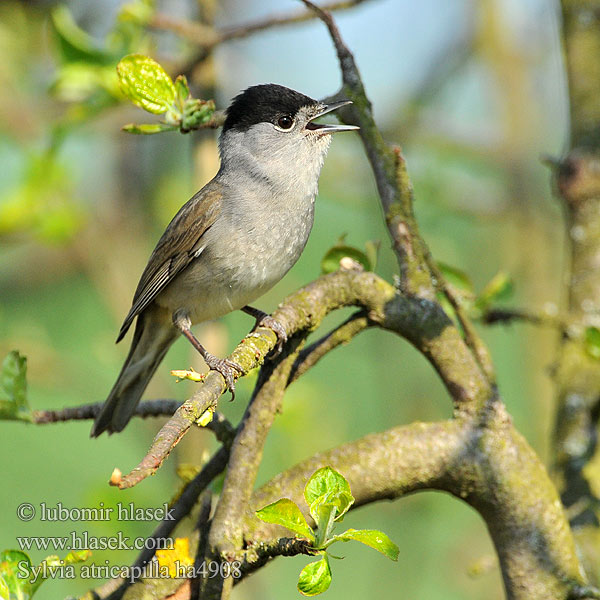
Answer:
222, 84, 318, 133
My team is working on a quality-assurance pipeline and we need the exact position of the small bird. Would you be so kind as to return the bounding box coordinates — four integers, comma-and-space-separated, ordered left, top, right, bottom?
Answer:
91, 83, 358, 436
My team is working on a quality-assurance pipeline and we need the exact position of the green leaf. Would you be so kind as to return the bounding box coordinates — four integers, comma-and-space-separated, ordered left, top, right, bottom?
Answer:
0, 574, 9, 600
122, 122, 178, 134
0, 351, 31, 422
255, 499, 315, 541
62, 549, 92, 566
364, 240, 380, 271
0, 549, 33, 599
321, 244, 372, 274
117, 54, 176, 114
475, 271, 514, 310
304, 467, 354, 523
174, 75, 190, 107
297, 556, 331, 596
585, 327, 600, 360
335, 529, 399, 561
437, 261, 474, 294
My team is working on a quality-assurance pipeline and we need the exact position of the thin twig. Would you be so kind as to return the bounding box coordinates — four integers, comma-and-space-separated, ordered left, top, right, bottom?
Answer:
426, 256, 495, 381
157, 537, 313, 600
31, 400, 235, 446
234, 538, 316, 582
300, 1, 436, 301
482, 307, 565, 330
288, 310, 369, 384
149, 0, 371, 50
31, 399, 180, 423
301, 0, 497, 390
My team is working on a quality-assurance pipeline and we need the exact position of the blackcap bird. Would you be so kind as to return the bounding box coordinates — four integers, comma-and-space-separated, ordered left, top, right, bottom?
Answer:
91, 83, 358, 436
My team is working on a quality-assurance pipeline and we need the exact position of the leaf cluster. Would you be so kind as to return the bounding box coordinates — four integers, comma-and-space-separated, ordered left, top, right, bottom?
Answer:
256, 467, 398, 596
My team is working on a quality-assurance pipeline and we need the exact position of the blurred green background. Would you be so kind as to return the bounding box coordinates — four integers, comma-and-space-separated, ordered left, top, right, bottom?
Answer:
0, 0, 569, 598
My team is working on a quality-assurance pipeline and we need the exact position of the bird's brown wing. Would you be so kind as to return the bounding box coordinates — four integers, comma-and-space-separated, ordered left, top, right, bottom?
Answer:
116, 181, 223, 342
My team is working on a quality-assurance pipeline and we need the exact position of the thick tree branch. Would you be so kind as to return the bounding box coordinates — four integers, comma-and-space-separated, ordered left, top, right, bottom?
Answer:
112, 246, 494, 488
551, 0, 600, 583
244, 409, 586, 599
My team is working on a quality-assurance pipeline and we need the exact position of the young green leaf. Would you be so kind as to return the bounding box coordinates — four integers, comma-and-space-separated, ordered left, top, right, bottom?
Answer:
321, 245, 371, 274
181, 99, 216, 131
255, 499, 315, 541
305, 467, 354, 523
0, 351, 31, 422
0, 549, 33, 598
437, 261, 474, 294
585, 326, 600, 360
62, 549, 92, 566
117, 54, 176, 114
475, 271, 514, 310
335, 529, 399, 561
174, 75, 191, 107
0, 573, 9, 600
364, 240, 380, 271
297, 555, 331, 596
122, 123, 178, 135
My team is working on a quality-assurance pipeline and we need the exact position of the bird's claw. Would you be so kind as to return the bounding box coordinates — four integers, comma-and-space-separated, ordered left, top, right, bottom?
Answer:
204, 354, 244, 400
257, 315, 288, 356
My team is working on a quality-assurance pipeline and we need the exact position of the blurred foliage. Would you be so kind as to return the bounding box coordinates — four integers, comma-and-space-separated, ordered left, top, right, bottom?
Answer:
1, 0, 155, 245
0, 0, 572, 599
0, 350, 31, 422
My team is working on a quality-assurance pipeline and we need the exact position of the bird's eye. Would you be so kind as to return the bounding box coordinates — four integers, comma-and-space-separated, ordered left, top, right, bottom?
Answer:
276, 115, 294, 130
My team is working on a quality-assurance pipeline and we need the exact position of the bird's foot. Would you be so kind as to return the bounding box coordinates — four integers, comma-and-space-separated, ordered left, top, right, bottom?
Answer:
242, 306, 288, 356
256, 314, 288, 356
203, 353, 244, 399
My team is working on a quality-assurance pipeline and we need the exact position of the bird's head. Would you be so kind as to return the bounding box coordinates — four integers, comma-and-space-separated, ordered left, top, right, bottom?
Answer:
219, 84, 358, 187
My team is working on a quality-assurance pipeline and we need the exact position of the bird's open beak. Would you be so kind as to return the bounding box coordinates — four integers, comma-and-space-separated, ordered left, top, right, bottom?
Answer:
306, 100, 360, 134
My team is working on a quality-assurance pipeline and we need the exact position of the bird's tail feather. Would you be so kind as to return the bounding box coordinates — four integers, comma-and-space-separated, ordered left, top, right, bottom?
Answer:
91, 312, 178, 437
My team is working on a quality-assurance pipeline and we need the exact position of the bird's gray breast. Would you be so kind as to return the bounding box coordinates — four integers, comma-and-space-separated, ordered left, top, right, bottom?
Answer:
168, 183, 316, 322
